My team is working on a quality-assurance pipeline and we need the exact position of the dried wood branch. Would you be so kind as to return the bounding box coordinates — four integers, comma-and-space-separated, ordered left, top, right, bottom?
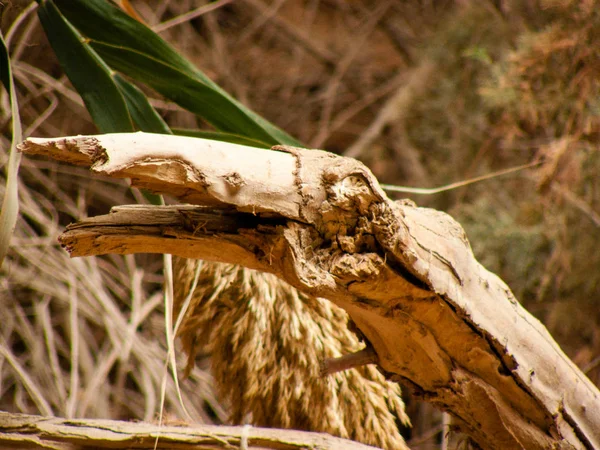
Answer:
0, 411, 377, 449
18, 133, 600, 450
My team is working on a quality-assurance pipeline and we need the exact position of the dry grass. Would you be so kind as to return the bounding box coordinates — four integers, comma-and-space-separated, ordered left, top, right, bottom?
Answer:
173, 259, 409, 450
0, 2, 224, 424
0, 147, 224, 423
1, 1, 600, 449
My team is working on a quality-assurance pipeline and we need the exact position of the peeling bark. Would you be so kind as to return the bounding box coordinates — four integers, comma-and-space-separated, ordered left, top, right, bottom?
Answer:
18, 133, 600, 450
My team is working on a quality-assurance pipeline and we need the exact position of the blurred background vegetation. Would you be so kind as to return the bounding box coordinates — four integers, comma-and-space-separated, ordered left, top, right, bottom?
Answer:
1, 0, 599, 448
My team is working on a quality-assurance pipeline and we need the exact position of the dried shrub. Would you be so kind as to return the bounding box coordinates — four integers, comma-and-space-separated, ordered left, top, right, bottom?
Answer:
174, 259, 409, 450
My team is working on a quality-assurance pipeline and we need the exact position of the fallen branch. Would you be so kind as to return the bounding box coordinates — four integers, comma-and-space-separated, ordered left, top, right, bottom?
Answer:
0, 411, 377, 449
19, 133, 600, 450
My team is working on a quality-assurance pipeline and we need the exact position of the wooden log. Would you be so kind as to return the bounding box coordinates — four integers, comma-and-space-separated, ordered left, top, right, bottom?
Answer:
19, 133, 600, 449
0, 411, 378, 449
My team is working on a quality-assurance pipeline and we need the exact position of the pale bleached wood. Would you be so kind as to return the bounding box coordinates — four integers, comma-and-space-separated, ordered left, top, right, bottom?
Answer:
18, 133, 600, 450
0, 411, 378, 449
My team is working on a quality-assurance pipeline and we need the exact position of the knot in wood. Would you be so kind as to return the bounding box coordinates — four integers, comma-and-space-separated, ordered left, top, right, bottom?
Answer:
330, 252, 384, 282
325, 174, 378, 215
222, 171, 245, 192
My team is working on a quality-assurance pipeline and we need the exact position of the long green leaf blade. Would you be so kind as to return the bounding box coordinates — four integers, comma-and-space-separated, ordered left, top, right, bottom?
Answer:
172, 128, 271, 149
37, 0, 134, 133
0, 32, 23, 268
93, 42, 281, 142
113, 73, 171, 134
52, 0, 302, 147
54, 0, 215, 86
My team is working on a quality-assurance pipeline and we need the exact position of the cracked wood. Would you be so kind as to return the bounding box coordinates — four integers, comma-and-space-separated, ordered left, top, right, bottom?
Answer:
18, 132, 600, 450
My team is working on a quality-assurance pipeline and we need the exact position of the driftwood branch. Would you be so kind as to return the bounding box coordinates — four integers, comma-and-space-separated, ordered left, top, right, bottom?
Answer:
18, 133, 600, 450
0, 411, 376, 449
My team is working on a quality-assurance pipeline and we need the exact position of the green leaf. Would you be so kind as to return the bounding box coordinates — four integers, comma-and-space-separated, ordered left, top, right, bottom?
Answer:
172, 128, 272, 149
54, 0, 216, 87
38, 0, 167, 205
37, 0, 134, 133
51, 0, 303, 147
0, 31, 23, 268
94, 42, 281, 140
113, 73, 171, 134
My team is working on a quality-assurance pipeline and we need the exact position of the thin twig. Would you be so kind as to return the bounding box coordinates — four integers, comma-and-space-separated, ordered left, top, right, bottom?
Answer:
328, 71, 406, 136
344, 61, 434, 158
0, 341, 54, 416
4, 1, 38, 51
550, 182, 600, 228
242, 0, 338, 67
320, 347, 378, 376
66, 274, 80, 419
311, 1, 394, 148
235, 0, 288, 45
153, 0, 235, 33
381, 161, 543, 195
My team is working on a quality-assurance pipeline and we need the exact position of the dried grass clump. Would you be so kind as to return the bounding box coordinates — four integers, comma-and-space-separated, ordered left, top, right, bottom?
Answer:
481, 1, 600, 141
174, 258, 409, 450
1, 5, 223, 421
0, 143, 222, 423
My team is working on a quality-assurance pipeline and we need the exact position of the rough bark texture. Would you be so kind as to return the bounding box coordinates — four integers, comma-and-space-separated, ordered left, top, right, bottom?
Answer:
0, 411, 378, 449
18, 133, 600, 450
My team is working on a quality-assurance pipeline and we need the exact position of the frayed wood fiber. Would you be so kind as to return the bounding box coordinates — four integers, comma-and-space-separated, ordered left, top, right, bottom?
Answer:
174, 258, 409, 450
